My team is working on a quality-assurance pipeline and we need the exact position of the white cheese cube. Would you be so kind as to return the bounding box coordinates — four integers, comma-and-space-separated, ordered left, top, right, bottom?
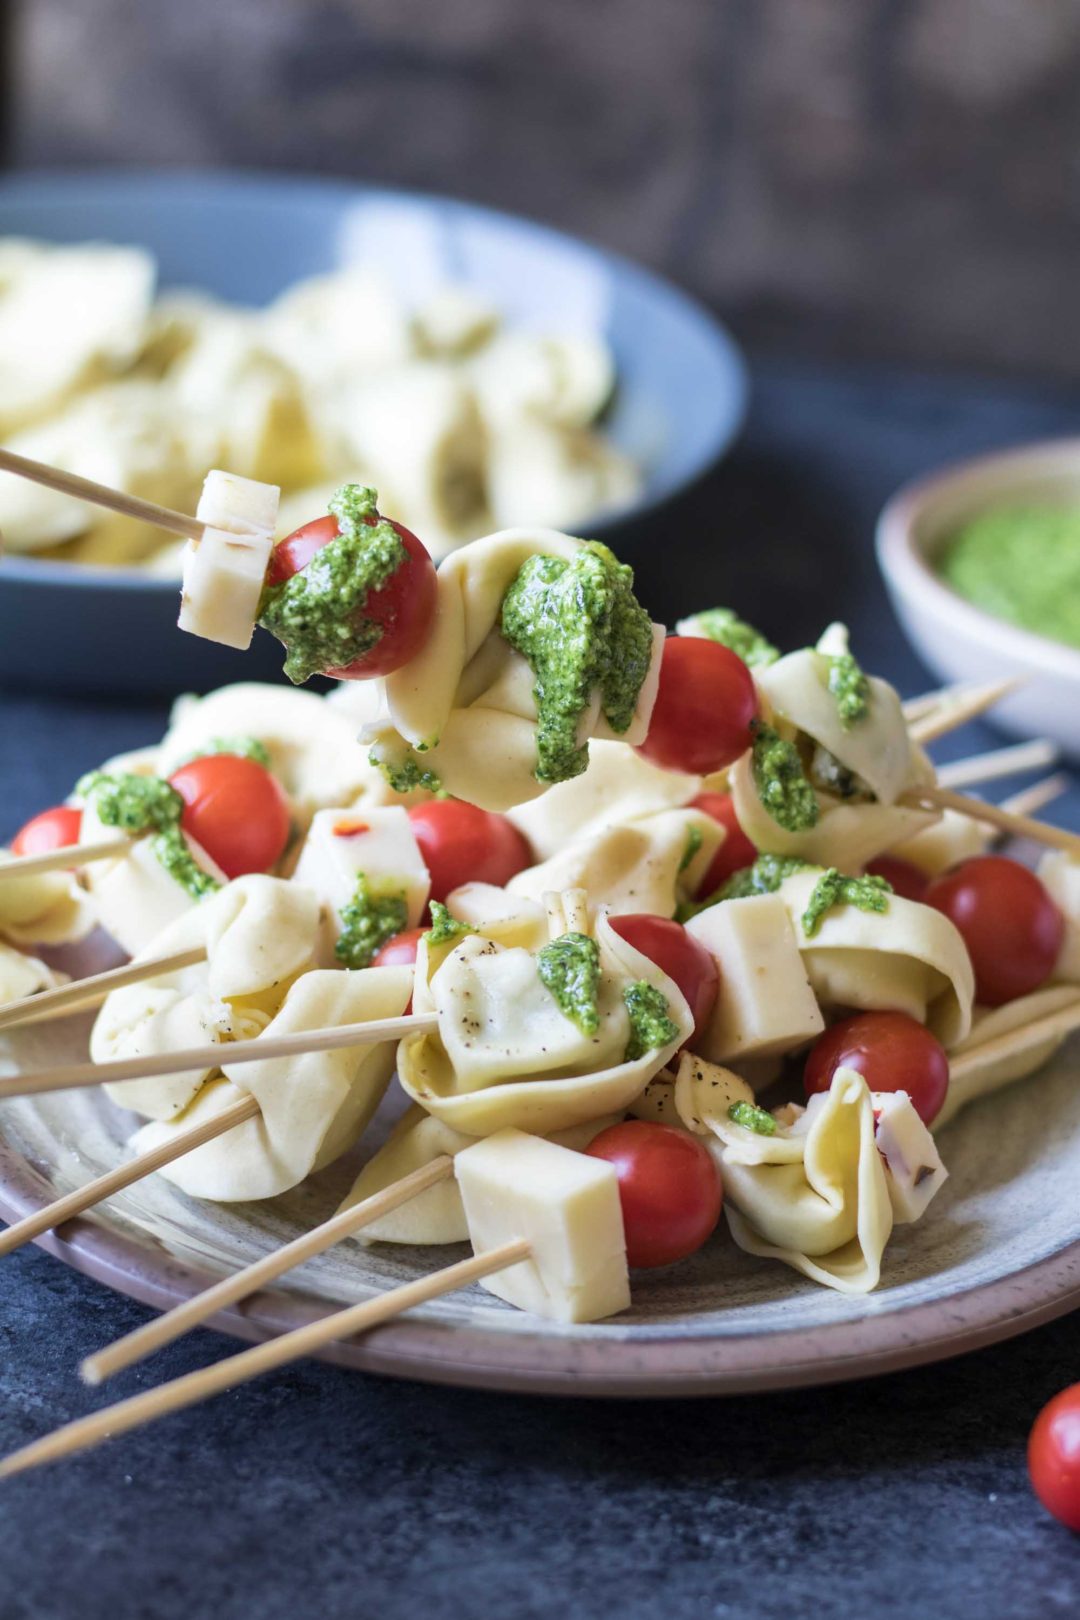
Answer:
872, 1091, 948, 1223
1038, 852, 1080, 983
455, 1129, 630, 1323
687, 894, 824, 1062
178, 525, 274, 651
293, 807, 430, 964
196, 468, 280, 537
79, 802, 226, 958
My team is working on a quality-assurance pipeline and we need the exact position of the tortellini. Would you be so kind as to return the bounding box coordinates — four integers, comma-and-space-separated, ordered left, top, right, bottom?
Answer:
398, 908, 692, 1136
0, 852, 95, 948
506, 740, 700, 863
937, 985, 1080, 1129
366, 529, 664, 813
0, 941, 65, 1004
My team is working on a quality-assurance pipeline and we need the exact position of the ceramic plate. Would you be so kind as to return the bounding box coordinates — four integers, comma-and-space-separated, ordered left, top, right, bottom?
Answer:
1, 1005, 1077, 1396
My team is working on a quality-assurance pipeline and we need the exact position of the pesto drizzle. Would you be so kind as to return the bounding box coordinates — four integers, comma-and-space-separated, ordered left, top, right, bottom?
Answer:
751, 722, 819, 832
801, 869, 892, 938
501, 542, 654, 783
335, 873, 408, 968
367, 738, 444, 797
718, 853, 811, 901
623, 981, 679, 1062
679, 823, 703, 874
175, 736, 272, 770
77, 770, 221, 902
424, 901, 476, 948
687, 607, 779, 669
729, 1100, 777, 1136
824, 651, 870, 729
537, 931, 602, 1036
258, 484, 407, 685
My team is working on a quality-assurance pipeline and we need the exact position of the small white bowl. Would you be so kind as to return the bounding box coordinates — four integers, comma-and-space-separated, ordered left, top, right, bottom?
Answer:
877, 437, 1080, 759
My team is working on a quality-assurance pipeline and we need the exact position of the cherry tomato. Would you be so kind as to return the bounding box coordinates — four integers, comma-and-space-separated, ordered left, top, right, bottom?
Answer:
10, 805, 83, 857
1029, 1384, 1080, 1533
372, 927, 425, 970
636, 638, 759, 776
866, 855, 929, 904
924, 855, 1064, 1006
168, 754, 291, 880
608, 913, 718, 1048
266, 508, 437, 680
804, 1010, 950, 1125
587, 1121, 723, 1269
690, 792, 758, 898
407, 800, 533, 905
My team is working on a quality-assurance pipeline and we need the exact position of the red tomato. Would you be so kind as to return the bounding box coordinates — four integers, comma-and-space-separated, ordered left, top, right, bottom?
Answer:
587, 1121, 723, 1269
636, 638, 759, 776
804, 1010, 950, 1125
372, 927, 425, 970
690, 792, 758, 898
168, 755, 291, 880
10, 805, 83, 857
1029, 1384, 1080, 1533
866, 855, 929, 904
608, 913, 718, 1048
407, 800, 532, 905
924, 855, 1064, 1006
266, 508, 437, 680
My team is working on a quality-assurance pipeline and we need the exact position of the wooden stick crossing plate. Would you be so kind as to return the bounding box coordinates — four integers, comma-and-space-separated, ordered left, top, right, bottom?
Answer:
1, 1006, 1078, 1397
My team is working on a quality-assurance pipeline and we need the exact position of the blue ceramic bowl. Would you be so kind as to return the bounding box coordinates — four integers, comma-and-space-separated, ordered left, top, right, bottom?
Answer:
0, 171, 747, 696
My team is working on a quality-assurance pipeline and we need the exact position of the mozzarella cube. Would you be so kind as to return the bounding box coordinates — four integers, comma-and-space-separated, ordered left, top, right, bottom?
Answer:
196, 468, 280, 537
178, 525, 274, 650
455, 1129, 630, 1323
293, 807, 430, 964
687, 894, 824, 1062
79, 802, 225, 957
872, 1091, 948, 1223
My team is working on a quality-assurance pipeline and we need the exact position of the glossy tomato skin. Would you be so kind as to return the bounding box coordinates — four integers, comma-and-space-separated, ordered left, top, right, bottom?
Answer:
608, 913, 718, 1048
372, 927, 425, 970
924, 855, 1064, 1006
1029, 1384, 1080, 1533
636, 639, 759, 776
866, 855, 929, 904
168, 754, 291, 880
10, 805, 83, 857
266, 509, 438, 680
690, 792, 758, 898
587, 1121, 723, 1269
804, 1010, 950, 1125
407, 800, 532, 906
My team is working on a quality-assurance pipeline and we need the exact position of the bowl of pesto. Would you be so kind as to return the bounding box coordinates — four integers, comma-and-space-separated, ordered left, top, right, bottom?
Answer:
877, 437, 1080, 759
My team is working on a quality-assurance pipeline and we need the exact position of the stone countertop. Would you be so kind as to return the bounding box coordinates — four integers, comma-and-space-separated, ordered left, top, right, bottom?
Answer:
0, 361, 1078, 1619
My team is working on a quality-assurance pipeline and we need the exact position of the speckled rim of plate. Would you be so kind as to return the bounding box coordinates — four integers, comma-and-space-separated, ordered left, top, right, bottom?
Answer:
1, 1135, 1077, 1398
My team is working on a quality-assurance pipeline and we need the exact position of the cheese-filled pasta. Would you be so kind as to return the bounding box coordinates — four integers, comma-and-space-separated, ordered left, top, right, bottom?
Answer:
0, 941, 65, 1004
0, 852, 95, 948
937, 985, 1080, 1129
505, 741, 700, 862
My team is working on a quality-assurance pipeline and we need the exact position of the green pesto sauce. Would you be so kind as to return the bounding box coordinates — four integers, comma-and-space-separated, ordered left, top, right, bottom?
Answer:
424, 901, 476, 947
367, 740, 444, 798
751, 722, 819, 833
679, 823, 703, 874
824, 651, 870, 729
501, 542, 654, 784
77, 770, 220, 902
718, 853, 811, 901
801, 869, 892, 938
335, 873, 409, 968
729, 1100, 777, 1136
258, 484, 407, 685
623, 981, 679, 1062
175, 736, 273, 770
687, 607, 779, 669
537, 931, 602, 1036
938, 506, 1080, 651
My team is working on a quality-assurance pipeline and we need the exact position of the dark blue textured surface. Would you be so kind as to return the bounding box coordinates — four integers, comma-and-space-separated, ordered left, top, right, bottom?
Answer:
1, 361, 1078, 1619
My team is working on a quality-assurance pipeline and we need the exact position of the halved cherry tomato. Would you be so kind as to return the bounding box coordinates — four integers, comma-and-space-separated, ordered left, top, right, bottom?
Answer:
608, 913, 718, 1048
804, 1009, 950, 1125
407, 800, 533, 906
168, 754, 290, 880
690, 792, 757, 898
1029, 1383, 1080, 1533
372, 927, 425, 970
266, 508, 437, 680
587, 1120, 723, 1269
866, 855, 929, 904
924, 855, 1064, 1006
636, 639, 759, 776
10, 805, 83, 857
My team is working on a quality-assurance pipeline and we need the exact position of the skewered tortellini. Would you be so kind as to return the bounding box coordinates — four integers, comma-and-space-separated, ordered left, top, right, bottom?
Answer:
366, 529, 664, 812
937, 985, 1080, 1129
398, 901, 692, 1136
132, 963, 412, 1202
0, 853, 95, 948
0, 942, 65, 1004
506, 740, 700, 862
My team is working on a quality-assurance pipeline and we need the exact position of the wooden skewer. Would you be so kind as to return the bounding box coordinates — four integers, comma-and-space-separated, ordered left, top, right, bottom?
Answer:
1000, 773, 1071, 821
0, 1238, 530, 1478
0, 446, 205, 543
0, 1093, 261, 1259
82, 1156, 456, 1384
0, 1011, 439, 1102
0, 835, 131, 881
906, 678, 1021, 745
937, 738, 1059, 791
901, 784, 1080, 858
949, 995, 1080, 1081
0, 946, 207, 1034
